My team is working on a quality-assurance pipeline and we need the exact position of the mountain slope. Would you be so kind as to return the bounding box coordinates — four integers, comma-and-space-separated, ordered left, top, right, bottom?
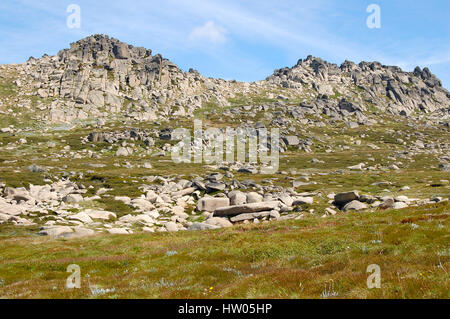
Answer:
267, 55, 449, 116
1, 34, 449, 128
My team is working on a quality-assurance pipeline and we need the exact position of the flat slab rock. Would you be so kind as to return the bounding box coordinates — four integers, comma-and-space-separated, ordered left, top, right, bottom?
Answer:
230, 211, 272, 222
59, 227, 95, 238
84, 209, 117, 220
38, 226, 73, 237
107, 228, 132, 235
0, 203, 23, 216
188, 222, 220, 231
213, 201, 280, 217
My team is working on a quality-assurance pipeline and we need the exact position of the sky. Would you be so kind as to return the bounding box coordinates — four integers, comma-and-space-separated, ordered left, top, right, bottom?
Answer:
0, 0, 449, 88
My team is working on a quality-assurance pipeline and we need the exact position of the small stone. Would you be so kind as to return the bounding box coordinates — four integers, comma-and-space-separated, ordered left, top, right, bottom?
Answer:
325, 208, 337, 216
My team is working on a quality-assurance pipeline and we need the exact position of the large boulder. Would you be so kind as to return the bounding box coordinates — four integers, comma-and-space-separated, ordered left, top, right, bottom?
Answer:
0, 213, 11, 222
230, 211, 271, 222
0, 203, 22, 216
228, 190, 247, 206
119, 214, 154, 224
172, 187, 197, 198
213, 201, 280, 217
113, 43, 131, 59
205, 217, 233, 228
282, 136, 300, 146
197, 197, 230, 212
292, 197, 314, 205
115, 147, 130, 156
205, 182, 226, 192
343, 200, 368, 211
38, 226, 73, 237
68, 212, 93, 224
87, 90, 105, 107
246, 192, 263, 204
392, 202, 408, 210
278, 194, 294, 207
334, 191, 359, 205
84, 209, 116, 220
59, 227, 95, 238
131, 198, 154, 211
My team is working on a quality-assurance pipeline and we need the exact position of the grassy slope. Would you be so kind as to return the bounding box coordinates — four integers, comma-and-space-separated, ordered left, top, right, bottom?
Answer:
0, 201, 448, 299
0, 68, 448, 299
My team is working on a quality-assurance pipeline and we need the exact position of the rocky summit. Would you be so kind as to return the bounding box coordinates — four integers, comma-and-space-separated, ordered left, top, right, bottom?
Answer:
2, 34, 449, 126
0, 34, 448, 239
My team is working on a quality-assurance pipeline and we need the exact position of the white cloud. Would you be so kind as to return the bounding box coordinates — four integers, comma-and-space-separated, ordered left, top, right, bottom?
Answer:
188, 21, 227, 45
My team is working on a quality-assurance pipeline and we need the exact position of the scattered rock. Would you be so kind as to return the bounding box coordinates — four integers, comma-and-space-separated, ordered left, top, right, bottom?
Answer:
343, 200, 368, 212
334, 191, 359, 205
39, 226, 73, 237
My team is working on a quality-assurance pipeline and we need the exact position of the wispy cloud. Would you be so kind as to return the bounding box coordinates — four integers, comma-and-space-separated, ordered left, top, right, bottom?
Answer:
188, 21, 227, 46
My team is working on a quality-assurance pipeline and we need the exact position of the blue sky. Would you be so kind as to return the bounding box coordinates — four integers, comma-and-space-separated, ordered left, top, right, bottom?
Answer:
0, 0, 449, 88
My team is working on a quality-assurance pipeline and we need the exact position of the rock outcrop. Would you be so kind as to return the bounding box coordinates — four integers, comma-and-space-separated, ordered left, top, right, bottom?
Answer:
4, 35, 448, 126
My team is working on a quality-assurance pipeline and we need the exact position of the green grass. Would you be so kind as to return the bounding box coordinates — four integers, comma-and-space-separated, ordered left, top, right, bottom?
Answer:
0, 82, 16, 97
0, 201, 448, 299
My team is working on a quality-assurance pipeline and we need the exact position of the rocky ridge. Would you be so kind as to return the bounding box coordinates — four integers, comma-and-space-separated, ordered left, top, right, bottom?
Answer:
267, 55, 450, 116
1, 34, 449, 127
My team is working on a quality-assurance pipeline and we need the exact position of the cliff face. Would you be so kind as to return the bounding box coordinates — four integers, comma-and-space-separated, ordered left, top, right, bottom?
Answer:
2, 34, 449, 125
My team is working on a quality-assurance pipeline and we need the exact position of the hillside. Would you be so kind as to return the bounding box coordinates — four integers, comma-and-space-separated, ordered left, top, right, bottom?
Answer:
0, 35, 448, 299
1, 34, 449, 127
